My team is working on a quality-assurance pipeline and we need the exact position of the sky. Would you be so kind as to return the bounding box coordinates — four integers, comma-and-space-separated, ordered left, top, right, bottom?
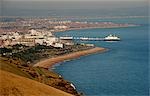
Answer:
3, 0, 147, 1
1, 0, 148, 16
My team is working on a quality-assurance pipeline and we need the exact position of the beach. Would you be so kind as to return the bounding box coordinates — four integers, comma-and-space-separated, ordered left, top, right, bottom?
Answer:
34, 47, 107, 69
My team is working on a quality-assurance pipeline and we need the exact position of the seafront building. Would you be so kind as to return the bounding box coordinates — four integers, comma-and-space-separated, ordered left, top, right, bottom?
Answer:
0, 29, 64, 48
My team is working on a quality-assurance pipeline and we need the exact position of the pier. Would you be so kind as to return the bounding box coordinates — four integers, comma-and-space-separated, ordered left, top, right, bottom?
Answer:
59, 35, 121, 41
59, 36, 105, 41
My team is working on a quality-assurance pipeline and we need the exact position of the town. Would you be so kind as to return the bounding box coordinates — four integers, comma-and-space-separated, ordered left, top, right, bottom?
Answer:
0, 16, 135, 48
0, 29, 65, 48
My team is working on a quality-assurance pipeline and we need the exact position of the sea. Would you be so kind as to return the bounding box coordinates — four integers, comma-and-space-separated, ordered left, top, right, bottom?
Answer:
54, 17, 149, 96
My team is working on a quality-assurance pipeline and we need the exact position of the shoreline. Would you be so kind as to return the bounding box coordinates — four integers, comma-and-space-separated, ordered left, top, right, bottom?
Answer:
34, 47, 107, 69
53, 25, 137, 33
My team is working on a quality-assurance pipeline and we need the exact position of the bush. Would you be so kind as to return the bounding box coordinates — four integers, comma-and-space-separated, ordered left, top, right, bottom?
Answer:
0, 47, 12, 54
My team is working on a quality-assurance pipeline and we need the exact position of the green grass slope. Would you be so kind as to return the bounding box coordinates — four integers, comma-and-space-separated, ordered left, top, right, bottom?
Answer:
0, 57, 33, 79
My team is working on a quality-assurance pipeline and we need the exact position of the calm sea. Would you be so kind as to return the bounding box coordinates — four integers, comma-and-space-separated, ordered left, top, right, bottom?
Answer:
54, 17, 149, 96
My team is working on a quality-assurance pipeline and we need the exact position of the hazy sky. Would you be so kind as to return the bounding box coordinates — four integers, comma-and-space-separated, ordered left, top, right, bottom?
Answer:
4, 0, 147, 1
1, 0, 148, 16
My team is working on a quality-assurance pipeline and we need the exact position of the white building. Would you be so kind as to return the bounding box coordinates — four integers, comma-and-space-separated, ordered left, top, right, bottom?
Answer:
44, 37, 57, 46
35, 39, 45, 45
54, 26, 68, 29
0, 35, 8, 40
9, 32, 21, 40
24, 34, 44, 39
53, 43, 63, 48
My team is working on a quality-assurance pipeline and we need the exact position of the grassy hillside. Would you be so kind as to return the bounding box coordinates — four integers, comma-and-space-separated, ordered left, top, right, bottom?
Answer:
0, 57, 33, 79
0, 70, 73, 96
0, 57, 80, 95
0, 45, 85, 95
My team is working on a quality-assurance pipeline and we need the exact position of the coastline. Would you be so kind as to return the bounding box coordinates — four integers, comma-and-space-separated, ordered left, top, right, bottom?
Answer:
34, 47, 107, 69
53, 25, 137, 33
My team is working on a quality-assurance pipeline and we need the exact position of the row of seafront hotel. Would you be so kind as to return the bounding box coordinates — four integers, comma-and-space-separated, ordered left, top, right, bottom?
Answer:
0, 29, 73, 48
